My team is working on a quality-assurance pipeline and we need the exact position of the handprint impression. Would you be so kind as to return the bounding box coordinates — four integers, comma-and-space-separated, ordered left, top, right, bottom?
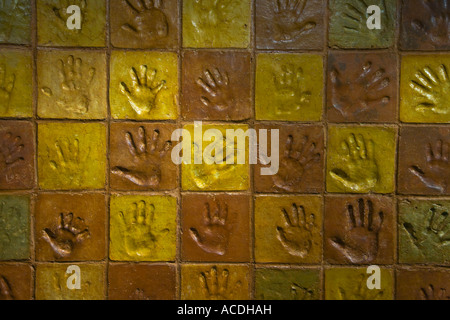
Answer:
191, 0, 233, 40
199, 266, 241, 300
0, 132, 24, 179
276, 203, 316, 258
47, 0, 86, 39
196, 68, 233, 113
189, 201, 230, 256
411, 0, 450, 47
330, 199, 384, 263
41, 55, 96, 115
112, 126, 172, 188
409, 140, 450, 193
272, 0, 316, 43
419, 285, 450, 300
330, 134, 378, 192
0, 64, 15, 111
0, 276, 14, 300
42, 213, 90, 259
120, 65, 166, 115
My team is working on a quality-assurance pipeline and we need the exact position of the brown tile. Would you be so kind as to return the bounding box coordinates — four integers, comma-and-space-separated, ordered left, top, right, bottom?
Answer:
0, 121, 34, 190
110, 0, 178, 49
255, 0, 325, 50
398, 126, 450, 195
327, 52, 397, 123
396, 269, 450, 300
400, 0, 450, 50
324, 195, 395, 264
110, 123, 177, 191
0, 264, 32, 300
181, 194, 250, 262
108, 263, 176, 300
182, 51, 252, 121
254, 124, 324, 193
35, 193, 106, 261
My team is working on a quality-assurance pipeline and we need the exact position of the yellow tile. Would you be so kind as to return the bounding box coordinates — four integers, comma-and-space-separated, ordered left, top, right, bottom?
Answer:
326, 126, 396, 193
183, 0, 251, 48
0, 49, 32, 118
181, 264, 250, 300
37, 0, 106, 47
400, 55, 450, 123
181, 123, 250, 191
255, 196, 322, 264
110, 50, 178, 120
37, 50, 107, 119
325, 268, 394, 300
256, 53, 323, 121
36, 263, 105, 300
38, 123, 106, 190
110, 195, 177, 262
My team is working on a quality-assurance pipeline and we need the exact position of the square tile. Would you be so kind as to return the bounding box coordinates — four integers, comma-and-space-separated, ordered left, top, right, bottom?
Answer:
326, 126, 397, 193
0, 49, 32, 118
110, 50, 178, 120
0, 264, 33, 300
399, 199, 450, 265
255, 53, 323, 121
108, 263, 176, 300
181, 51, 252, 121
255, 0, 325, 50
35, 263, 105, 300
398, 126, 450, 195
329, 0, 396, 49
110, 123, 177, 191
255, 196, 322, 263
182, 0, 251, 48
37, 0, 106, 47
0, 121, 35, 190
109, 195, 177, 262
181, 264, 250, 300
0, 195, 30, 260
400, 0, 450, 51
0, 0, 31, 44
35, 193, 106, 262
254, 124, 324, 193
325, 267, 394, 300
255, 268, 321, 300
396, 268, 450, 300
324, 195, 395, 265
400, 55, 450, 123
37, 122, 107, 190
110, 0, 178, 49
181, 194, 250, 262
327, 52, 398, 123
181, 123, 250, 191
37, 50, 107, 120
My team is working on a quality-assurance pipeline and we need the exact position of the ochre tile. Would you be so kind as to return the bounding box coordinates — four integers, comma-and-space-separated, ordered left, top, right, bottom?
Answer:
110, 0, 179, 49
37, 0, 106, 47
255, 268, 321, 300
0, 121, 35, 190
255, 196, 322, 264
255, 53, 323, 121
35, 263, 105, 300
37, 50, 107, 119
324, 195, 395, 265
37, 122, 107, 190
35, 193, 106, 262
182, 0, 251, 48
0, 195, 30, 260
181, 264, 250, 300
108, 263, 176, 300
109, 195, 177, 262
0, 264, 33, 300
110, 50, 178, 120
396, 268, 450, 300
182, 51, 252, 121
0, 0, 31, 45
0, 49, 32, 118
110, 123, 177, 191
400, 55, 450, 123
399, 199, 450, 265
181, 194, 250, 262
325, 267, 394, 300
326, 126, 397, 194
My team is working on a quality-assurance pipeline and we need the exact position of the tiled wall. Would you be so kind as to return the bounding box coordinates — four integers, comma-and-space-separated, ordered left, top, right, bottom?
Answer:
0, 0, 449, 300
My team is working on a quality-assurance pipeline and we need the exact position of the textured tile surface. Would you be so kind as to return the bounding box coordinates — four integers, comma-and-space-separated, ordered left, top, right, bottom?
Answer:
0, 0, 31, 45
